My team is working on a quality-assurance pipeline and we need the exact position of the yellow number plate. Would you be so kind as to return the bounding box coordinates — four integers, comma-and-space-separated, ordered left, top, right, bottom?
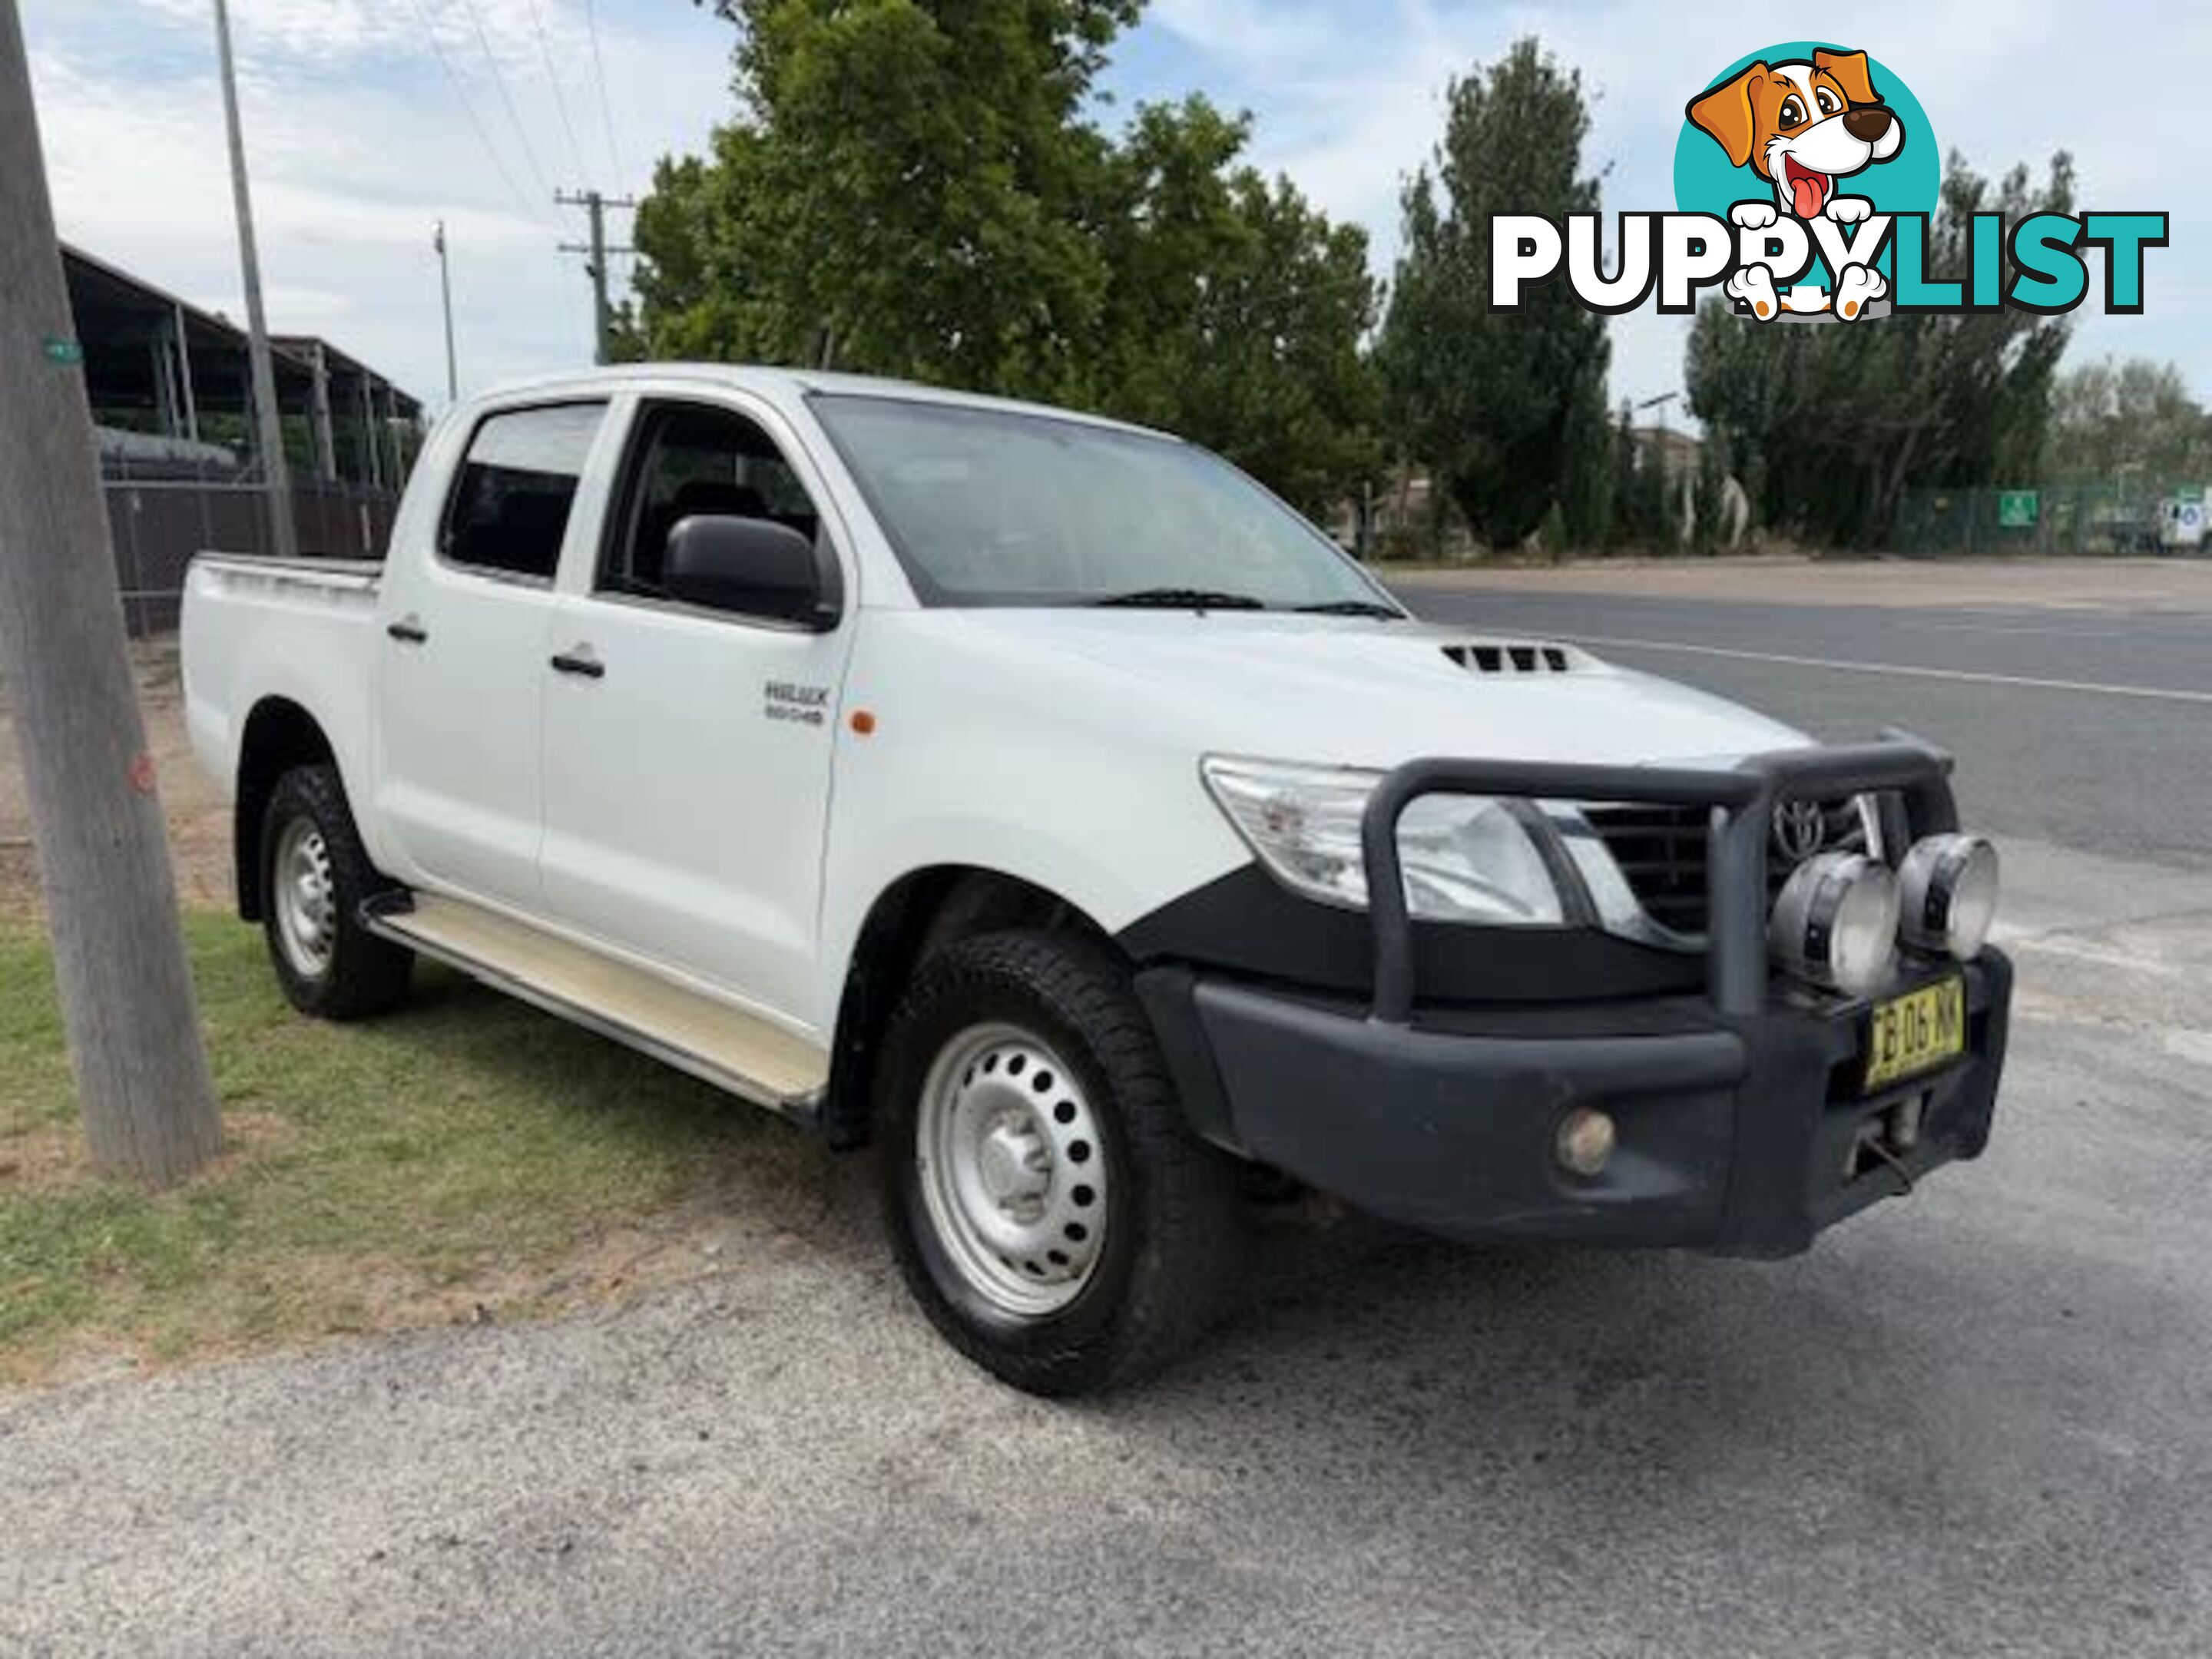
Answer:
1865, 977, 1966, 1092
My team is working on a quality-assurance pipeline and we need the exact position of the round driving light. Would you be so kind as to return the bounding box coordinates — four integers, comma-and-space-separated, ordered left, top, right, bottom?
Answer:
1555, 1107, 1617, 1179
1768, 851, 1901, 997
1897, 833, 1998, 960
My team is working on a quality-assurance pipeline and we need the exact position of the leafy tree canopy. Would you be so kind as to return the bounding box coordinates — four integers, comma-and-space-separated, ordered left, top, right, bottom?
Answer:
1687, 152, 2075, 546
1375, 38, 1611, 548
631, 0, 1377, 512
2043, 358, 2212, 488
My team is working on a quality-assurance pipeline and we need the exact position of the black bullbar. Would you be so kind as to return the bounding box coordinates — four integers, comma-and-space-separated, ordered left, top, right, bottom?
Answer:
1134, 740, 2013, 1258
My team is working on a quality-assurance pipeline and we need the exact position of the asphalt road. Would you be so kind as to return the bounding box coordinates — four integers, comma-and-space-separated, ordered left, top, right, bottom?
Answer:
1395, 583, 2212, 868
5, 577, 2210, 1657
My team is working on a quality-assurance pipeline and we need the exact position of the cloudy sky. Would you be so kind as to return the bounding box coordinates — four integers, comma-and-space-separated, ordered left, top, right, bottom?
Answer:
24, 0, 2204, 419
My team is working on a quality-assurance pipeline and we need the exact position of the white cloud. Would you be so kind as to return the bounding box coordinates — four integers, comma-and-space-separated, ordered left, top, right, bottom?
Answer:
1147, 0, 1346, 72
130, 0, 581, 75
23, 0, 736, 408
23, 0, 2205, 421
1147, 0, 2210, 407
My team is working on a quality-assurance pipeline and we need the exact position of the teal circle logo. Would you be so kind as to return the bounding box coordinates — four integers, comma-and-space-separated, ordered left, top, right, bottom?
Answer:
1676, 44, 1937, 218
1674, 44, 1938, 302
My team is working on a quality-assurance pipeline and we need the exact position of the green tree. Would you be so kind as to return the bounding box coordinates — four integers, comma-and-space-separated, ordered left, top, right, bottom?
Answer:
1376, 38, 1611, 550
1692, 426, 1730, 554
1687, 151, 2075, 547
631, 0, 1131, 397
2042, 358, 2212, 488
630, 3, 1379, 512
1605, 405, 1676, 551
1607, 404, 1639, 548
1093, 98, 1380, 514
1644, 439, 1680, 551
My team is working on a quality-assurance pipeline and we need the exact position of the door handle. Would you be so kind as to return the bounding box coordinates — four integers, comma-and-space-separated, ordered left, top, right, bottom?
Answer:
386, 616, 429, 644
550, 647, 605, 680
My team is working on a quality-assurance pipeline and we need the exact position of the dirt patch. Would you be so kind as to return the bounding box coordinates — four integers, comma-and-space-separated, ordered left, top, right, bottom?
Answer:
20, 1184, 849, 1390
0, 1110, 293, 1199
0, 637, 234, 919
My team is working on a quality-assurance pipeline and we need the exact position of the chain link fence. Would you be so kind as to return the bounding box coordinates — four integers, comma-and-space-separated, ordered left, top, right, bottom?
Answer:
102, 470, 401, 634
1894, 485, 2207, 557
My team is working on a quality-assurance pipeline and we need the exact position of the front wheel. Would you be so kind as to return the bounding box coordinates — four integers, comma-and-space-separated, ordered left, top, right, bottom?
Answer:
259, 763, 412, 1020
877, 930, 1246, 1396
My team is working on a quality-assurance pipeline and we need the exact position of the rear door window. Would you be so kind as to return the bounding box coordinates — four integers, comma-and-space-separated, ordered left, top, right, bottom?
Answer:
441, 402, 606, 581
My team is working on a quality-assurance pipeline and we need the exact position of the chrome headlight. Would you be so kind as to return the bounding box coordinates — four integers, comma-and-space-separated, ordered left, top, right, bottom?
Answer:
1897, 833, 1998, 959
1200, 757, 1565, 926
1767, 850, 1900, 996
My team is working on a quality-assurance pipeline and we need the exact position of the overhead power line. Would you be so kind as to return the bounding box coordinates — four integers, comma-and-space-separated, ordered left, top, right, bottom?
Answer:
406, 0, 543, 224
584, 0, 626, 187
454, 0, 552, 200
525, 0, 589, 184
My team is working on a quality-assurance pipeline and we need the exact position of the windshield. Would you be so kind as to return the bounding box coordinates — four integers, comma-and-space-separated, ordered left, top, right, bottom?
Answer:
812, 394, 1399, 612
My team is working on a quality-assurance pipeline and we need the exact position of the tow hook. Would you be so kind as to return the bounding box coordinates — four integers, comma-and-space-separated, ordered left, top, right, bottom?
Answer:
1849, 1094, 1926, 1191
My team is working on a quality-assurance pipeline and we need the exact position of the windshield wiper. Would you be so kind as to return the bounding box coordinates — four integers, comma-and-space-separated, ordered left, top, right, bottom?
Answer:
1294, 599, 1406, 620
1091, 587, 1267, 611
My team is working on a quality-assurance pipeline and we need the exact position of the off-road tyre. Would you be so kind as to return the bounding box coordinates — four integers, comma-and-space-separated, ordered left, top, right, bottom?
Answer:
877, 929, 1247, 1396
259, 763, 412, 1020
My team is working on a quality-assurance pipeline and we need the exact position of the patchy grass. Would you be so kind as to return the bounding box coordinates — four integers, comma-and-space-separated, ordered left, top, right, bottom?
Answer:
0, 912, 821, 1385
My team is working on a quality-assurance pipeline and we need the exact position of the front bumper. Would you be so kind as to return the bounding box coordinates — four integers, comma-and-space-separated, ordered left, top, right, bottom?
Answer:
1141, 952, 2010, 1256
1134, 740, 2014, 1257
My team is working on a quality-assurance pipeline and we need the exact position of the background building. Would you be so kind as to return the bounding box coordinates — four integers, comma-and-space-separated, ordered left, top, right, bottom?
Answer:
63, 243, 422, 631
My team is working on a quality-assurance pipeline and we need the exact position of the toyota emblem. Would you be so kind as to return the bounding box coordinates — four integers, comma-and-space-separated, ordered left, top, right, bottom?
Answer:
1772, 800, 1828, 863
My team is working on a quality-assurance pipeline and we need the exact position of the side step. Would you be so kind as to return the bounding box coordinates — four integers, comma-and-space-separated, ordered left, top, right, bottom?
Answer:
364, 893, 828, 1121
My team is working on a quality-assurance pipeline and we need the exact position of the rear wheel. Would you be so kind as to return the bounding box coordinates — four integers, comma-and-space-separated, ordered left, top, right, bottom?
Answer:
878, 929, 1245, 1395
260, 764, 412, 1020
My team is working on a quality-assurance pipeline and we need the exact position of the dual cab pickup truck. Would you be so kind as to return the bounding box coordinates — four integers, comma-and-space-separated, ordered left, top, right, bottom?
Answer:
184, 366, 2012, 1394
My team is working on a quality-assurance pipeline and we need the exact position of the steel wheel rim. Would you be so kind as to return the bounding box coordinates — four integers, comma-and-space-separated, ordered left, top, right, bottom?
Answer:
273, 816, 337, 979
916, 1022, 1109, 1317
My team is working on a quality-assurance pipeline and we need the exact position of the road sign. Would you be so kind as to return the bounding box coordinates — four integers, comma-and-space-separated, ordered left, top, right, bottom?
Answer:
1997, 490, 2039, 528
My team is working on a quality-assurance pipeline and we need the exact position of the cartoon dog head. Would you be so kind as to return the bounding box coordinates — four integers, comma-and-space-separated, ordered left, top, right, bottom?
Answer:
1687, 48, 1904, 218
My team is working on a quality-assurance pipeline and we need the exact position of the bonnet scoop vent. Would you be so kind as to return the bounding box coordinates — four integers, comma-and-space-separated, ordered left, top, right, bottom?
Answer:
1442, 641, 1574, 675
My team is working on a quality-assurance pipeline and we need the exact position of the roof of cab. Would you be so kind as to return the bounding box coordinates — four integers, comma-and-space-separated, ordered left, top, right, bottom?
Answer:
458, 363, 1176, 442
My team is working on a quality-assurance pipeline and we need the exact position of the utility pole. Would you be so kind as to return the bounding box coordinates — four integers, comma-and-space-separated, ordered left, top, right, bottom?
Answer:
1635, 391, 1687, 546
434, 220, 459, 402
555, 188, 635, 365
213, 0, 297, 559
0, 2, 223, 1184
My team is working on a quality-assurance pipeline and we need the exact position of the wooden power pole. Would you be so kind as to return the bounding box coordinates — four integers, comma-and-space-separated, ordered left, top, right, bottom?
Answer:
556, 187, 636, 364
0, 2, 222, 1184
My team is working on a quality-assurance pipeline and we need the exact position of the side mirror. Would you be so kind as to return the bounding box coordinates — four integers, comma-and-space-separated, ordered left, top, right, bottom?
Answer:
662, 515, 838, 628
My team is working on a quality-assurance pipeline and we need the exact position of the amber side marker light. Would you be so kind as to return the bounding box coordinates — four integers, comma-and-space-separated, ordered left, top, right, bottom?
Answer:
850, 710, 878, 736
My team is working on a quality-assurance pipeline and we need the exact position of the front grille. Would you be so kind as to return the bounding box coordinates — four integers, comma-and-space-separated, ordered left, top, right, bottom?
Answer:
1584, 797, 1872, 936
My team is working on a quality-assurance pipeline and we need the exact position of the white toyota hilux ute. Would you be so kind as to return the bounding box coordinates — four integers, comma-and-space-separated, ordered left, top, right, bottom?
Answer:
184, 366, 2012, 1394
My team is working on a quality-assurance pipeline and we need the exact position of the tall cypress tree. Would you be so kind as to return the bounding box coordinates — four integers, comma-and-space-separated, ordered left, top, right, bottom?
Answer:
1376, 38, 1611, 551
